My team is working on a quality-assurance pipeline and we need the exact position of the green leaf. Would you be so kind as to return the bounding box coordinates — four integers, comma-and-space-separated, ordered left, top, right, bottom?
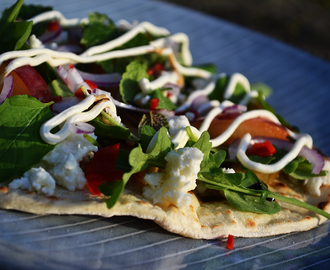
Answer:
80, 12, 117, 48
89, 117, 131, 140
119, 61, 149, 104
207, 75, 248, 103
0, 0, 33, 52
139, 125, 156, 152
49, 79, 74, 98
146, 89, 176, 110
284, 158, 327, 180
100, 127, 173, 207
18, 3, 53, 20
224, 189, 281, 214
251, 82, 273, 98
0, 95, 55, 182
98, 180, 125, 208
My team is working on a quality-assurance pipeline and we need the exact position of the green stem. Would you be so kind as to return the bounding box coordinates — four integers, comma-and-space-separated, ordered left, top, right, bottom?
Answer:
199, 176, 330, 220
271, 192, 330, 220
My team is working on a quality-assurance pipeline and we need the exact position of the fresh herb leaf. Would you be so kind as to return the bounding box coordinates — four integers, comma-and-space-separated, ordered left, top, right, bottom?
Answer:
18, 3, 53, 20
89, 117, 131, 140
0, 0, 33, 52
139, 125, 156, 152
0, 95, 55, 182
207, 75, 247, 104
146, 89, 176, 110
283, 157, 327, 180
100, 127, 173, 208
81, 12, 117, 48
119, 61, 149, 104
49, 79, 74, 97
224, 189, 281, 214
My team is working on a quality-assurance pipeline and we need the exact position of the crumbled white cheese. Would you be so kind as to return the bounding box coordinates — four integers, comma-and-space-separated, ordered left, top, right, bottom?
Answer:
29, 35, 44, 49
167, 115, 190, 136
142, 147, 204, 208
223, 168, 235, 174
9, 167, 56, 196
41, 133, 98, 191
305, 159, 330, 196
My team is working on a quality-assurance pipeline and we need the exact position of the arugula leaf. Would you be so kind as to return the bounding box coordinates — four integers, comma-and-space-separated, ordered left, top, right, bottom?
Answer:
224, 189, 281, 214
119, 61, 149, 104
146, 89, 176, 110
283, 157, 327, 180
139, 125, 157, 152
81, 12, 117, 48
0, 0, 33, 52
88, 117, 131, 140
0, 95, 55, 182
99, 127, 173, 208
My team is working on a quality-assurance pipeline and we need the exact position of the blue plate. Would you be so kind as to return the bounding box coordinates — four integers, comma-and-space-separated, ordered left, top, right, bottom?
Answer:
1, 0, 330, 269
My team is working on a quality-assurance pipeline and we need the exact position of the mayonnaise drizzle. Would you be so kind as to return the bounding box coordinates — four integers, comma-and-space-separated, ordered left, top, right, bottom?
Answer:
139, 70, 181, 94
203, 109, 281, 147
40, 95, 116, 144
81, 21, 170, 57
237, 133, 313, 173
28, 10, 87, 27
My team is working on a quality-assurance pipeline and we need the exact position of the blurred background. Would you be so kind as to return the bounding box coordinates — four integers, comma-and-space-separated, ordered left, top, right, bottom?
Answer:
160, 0, 330, 62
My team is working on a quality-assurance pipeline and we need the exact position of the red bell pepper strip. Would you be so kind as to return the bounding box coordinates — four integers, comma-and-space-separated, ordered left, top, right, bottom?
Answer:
247, 140, 276, 157
84, 143, 124, 195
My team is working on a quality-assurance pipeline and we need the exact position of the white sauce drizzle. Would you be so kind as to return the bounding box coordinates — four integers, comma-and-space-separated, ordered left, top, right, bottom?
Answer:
139, 70, 180, 94
150, 33, 192, 66
237, 133, 313, 173
28, 10, 87, 27
40, 95, 116, 144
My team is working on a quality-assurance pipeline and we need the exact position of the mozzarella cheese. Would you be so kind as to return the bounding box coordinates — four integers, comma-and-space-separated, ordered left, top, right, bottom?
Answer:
142, 147, 204, 208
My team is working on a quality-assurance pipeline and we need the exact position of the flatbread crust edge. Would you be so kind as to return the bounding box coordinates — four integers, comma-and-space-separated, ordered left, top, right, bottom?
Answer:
0, 175, 329, 239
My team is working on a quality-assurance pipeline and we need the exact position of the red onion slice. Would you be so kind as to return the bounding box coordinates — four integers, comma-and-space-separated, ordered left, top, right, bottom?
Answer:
0, 75, 14, 104
52, 96, 82, 114
68, 122, 95, 134
78, 70, 121, 87
223, 104, 247, 114
38, 27, 62, 44
228, 136, 325, 174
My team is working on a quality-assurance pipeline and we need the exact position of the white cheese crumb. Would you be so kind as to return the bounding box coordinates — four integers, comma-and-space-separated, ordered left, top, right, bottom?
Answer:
41, 133, 98, 191
223, 168, 235, 174
9, 167, 56, 196
305, 159, 330, 196
29, 35, 44, 49
142, 147, 204, 208
167, 115, 190, 136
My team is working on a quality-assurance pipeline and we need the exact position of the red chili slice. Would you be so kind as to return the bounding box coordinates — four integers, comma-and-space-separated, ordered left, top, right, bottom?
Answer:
150, 98, 160, 110
247, 140, 276, 157
227, 234, 235, 250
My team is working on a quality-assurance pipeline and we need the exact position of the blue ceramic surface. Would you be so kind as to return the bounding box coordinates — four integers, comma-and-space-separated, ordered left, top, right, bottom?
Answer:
1, 1, 330, 269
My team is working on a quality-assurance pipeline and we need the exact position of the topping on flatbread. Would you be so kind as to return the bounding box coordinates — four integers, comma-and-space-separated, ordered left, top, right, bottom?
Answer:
0, 0, 329, 239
